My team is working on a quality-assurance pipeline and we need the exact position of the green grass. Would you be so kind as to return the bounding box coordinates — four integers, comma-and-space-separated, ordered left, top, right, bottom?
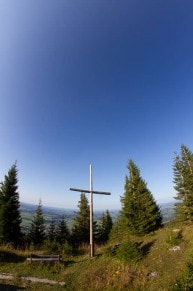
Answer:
1, 223, 193, 290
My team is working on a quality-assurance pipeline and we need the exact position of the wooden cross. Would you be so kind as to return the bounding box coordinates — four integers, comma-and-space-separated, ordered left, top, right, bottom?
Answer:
70, 164, 111, 257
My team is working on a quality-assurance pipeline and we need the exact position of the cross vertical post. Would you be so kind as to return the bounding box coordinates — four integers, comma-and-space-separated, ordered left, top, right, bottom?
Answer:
90, 164, 94, 257
70, 165, 111, 257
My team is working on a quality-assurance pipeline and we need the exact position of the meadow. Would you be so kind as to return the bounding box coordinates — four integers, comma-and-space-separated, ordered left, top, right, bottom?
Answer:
0, 221, 193, 290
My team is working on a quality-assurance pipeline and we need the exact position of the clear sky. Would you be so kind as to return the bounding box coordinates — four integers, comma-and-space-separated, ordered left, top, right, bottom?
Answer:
0, 0, 193, 210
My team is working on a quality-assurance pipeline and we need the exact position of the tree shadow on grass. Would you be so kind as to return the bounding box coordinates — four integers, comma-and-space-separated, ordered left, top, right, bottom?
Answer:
60, 259, 76, 267
137, 240, 156, 257
61, 254, 97, 267
0, 250, 25, 263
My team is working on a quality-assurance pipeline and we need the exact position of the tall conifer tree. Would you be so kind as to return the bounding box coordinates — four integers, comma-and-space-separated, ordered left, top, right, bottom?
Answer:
97, 210, 113, 243
0, 164, 22, 247
71, 193, 90, 245
173, 145, 193, 222
120, 160, 162, 235
29, 200, 45, 248
56, 216, 69, 244
47, 218, 56, 242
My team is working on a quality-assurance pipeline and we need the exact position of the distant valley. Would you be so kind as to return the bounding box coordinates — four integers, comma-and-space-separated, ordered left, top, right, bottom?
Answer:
20, 202, 120, 231
20, 201, 175, 232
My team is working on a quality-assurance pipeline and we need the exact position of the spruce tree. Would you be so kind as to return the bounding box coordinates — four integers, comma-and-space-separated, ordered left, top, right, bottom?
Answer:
47, 218, 56, 242
56, 216, 69, 244
29, 200, 45, 248
0, 164, 22, 247
71, 193, 90, 245
173, 145, 193, 222
97, 210, 113, 243
109, 214, 130, 243
120, 160, 162, 235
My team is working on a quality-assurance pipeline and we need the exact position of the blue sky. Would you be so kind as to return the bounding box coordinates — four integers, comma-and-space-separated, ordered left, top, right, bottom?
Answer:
0, 0, 193, 210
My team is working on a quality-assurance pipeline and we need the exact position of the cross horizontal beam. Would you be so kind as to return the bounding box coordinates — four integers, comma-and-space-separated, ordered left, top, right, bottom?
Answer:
70, 187, 111, 195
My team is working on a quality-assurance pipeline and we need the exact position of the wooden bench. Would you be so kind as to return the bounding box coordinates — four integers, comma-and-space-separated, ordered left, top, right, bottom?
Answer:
26, 254, 60, 263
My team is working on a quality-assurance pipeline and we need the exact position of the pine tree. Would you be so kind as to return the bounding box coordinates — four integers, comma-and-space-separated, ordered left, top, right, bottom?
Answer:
47, 218, 56, 242
109, 214, 130, 243
0, 164, 22, 247
120, 160, 162, 235
97, 210, 113, 243
29, 200, 45, 248
71, 193, 90, 245
56, 216, 69, 244
173, 145, 193, 222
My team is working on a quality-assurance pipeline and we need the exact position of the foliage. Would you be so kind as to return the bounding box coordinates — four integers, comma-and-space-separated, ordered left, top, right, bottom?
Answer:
47, 218, 56, 242
43, 239, 60, 254
174, 262, 193, 290
0, 164, 22, 247
109, 214, 131, 243
104, 240, 142, 263
165, 229, 183, 247
103, 245, 117, 257
97, 210, 113, 243
60, 242, 74, 257
28, 200, 46, 248
173, 145, 193, 223
71, 193, 90, 245
120, 160, 162, 235
43, 240, 73, 257
56, 216, 70, 244
115, 241, 142, 263
44, 216, 71, 254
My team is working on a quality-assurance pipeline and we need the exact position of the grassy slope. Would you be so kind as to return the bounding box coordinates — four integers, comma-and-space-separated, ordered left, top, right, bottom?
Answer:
0, 223, 193, 290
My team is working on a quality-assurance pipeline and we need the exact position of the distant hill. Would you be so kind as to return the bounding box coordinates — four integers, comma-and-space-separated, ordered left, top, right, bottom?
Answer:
20, 202, 119, 231
20, 201, 175, 231
20, 202, 76, 231
159, 201, 175, 223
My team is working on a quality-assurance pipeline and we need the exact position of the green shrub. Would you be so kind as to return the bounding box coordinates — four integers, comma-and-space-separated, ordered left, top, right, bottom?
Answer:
43, 240, 60, 254
60, 242, 73, 257
166, 229, 183, 247
103, 245, 117, 257
174, 262, 193, 290
115, 241, 142, 263
43, 240, 73, 257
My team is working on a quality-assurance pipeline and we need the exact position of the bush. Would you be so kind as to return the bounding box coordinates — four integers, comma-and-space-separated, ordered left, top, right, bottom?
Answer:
166, 229, 183, 247
60, 242, 74, 257
43, 240, 60, 254
174, 262, 193, 290
103, 245, 118, 257
43, 240, 74, 257
115, 241, 142, 263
